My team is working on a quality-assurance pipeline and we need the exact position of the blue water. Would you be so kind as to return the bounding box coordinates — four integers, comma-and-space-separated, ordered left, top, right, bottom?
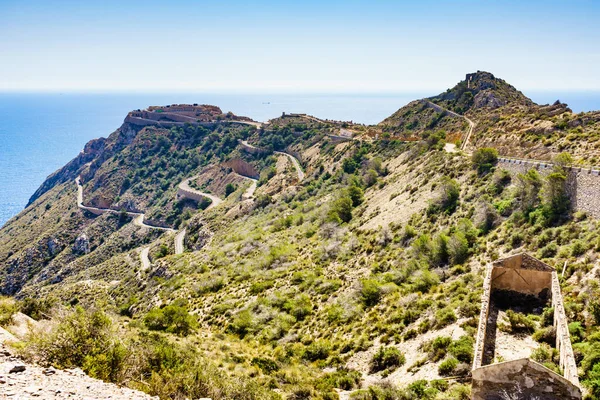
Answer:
1, 91, 599, 227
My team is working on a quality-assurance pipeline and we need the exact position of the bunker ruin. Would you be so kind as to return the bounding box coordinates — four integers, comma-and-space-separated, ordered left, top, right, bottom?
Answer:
472, 253, 581, 400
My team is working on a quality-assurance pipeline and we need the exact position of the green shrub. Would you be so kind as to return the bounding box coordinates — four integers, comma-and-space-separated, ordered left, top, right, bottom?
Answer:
370, 346, 406, 373
328, 195, 354, 223
20, 297, 54, 320
360, 279, 383, 307
348, 185, 364, 207
504, 310, 535, 333
449, 336, 474, 363
429, 336, 451, 361
228, 309, 255, 337
303, 340, 332, 361
144, 302, 197, 336
319, 368, 362, 391
435, 308, 457, 328
23, 307, 126, 382
438, 357, 459, 376
225, 183, 236, 197
0, 296, 18, 326
472, 148, 498, 174
251, 357, 279, 373
283, 294, 313, 321
428, 177, 460, 215
448, 232, 469, 265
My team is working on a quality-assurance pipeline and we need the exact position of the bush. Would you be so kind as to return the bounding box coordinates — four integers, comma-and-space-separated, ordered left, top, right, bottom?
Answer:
438, 357, 459, 376
328, 195, 354, 223
360, 279, 383, 307
0, 296, 18, 326
429, 336, 451, 361
20, 297, 54, 320
428, 177, 460, 215
370, 346, 406, 373
348, 185, 364, 207
435, 308, 457, 328
448, 232, 469, 265
449, 336, 474, 363
24, 307, 126, 382
144, 302, 197, 336
225, 183, 236, 197
303, 340, 332, 361
472, 148, 498, 174
504, 310, 535, 333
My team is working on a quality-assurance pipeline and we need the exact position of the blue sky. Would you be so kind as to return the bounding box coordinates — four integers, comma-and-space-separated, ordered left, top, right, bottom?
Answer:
1, 0, 599, 92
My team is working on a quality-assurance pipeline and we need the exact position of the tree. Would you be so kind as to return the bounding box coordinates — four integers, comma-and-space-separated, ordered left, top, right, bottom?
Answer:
515, 169, 542, 212
225, 183, 236, 197
472, 148, 499, 174
328, 195, 353, 223
429, 177, 460, 215
347, 185, 364, 207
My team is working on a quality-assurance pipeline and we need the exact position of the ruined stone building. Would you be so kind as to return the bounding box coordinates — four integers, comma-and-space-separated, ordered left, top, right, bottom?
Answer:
472, 253, 581, 400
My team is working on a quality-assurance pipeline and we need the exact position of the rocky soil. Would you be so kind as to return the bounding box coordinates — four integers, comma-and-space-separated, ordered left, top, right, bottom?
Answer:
0, 328, 155, 399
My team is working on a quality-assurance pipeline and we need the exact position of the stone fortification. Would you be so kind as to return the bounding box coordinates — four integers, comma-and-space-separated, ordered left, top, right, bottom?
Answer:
497, 157, 600, 218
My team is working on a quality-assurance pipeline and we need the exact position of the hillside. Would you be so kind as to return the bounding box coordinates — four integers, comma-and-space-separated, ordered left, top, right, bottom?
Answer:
381, 71, 600, 164
1, 77, 600, 399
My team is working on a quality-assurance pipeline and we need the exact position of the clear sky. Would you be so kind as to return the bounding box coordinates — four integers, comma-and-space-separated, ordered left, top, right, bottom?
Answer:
1, 0, 599, 93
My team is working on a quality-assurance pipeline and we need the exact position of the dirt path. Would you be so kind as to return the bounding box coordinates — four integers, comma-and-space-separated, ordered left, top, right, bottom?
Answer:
139, 247, 151, 271
235, 173, 258, 199
174, 229, 186, 255
423, 100, 476, 153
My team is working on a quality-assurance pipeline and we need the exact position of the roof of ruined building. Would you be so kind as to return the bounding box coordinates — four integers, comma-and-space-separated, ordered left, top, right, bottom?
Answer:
492, 253, 554, 272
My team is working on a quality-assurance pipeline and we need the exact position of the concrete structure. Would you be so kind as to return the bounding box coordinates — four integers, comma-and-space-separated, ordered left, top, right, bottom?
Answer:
472, 253, 581, 400
497, 157, 600, 218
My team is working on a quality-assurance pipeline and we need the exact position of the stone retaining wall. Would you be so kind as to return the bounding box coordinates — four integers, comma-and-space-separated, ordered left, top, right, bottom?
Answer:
497, 157, 600, 218
176, 185, 207, 203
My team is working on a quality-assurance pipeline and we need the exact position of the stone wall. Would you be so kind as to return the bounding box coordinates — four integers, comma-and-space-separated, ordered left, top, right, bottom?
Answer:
497, 157, 600, 218
224, 158, 260, 179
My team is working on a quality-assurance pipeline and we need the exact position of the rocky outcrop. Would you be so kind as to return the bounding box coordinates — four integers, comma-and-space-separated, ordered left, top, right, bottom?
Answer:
72, 233, 90, 255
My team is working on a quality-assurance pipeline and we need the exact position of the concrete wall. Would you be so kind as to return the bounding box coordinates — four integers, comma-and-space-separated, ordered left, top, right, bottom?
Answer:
472, 254, 581, 398
473, 265, 493, 370
552, 272, 579, 386
491, 267, 552, 297
497, 157, 600, 218
472, 359, 581, 400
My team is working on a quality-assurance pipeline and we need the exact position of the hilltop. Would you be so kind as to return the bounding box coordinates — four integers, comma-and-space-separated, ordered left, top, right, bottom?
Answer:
380, 71, 600, 163
1, 74, 600, 399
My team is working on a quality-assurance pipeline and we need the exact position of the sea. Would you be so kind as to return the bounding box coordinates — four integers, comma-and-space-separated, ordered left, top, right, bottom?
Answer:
1, 91, 600, 227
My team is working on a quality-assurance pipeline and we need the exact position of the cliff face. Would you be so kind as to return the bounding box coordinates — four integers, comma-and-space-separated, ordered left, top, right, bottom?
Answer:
27, 122, 142, 206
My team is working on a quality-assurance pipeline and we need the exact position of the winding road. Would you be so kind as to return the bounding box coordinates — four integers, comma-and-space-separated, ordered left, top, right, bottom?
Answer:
177, 177, 223, 209
240, 140, 305, 181
235, 173, 258, 199
76, 176, 176, 269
